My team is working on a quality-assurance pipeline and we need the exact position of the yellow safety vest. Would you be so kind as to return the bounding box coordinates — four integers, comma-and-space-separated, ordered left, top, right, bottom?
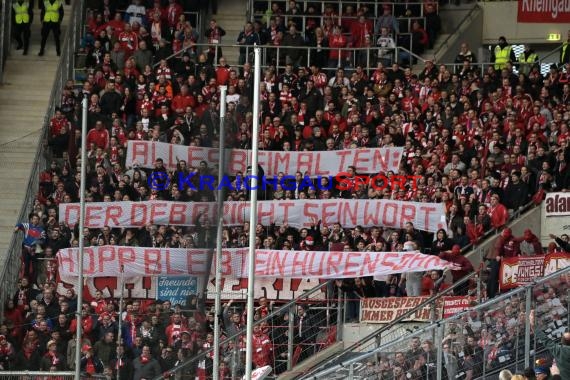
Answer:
562, 42, 569, 63
13, 1, 30, 24
43, 0, 61, 22
518, 52, 538, 63
494, 45, 512, 70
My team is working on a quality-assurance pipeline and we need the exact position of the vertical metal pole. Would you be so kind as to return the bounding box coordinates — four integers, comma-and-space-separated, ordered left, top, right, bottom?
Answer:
436, 325, 443, 380
336, 290, 342, 341
244, 46, 261, 380
348, 362, 354, 379
514, 326, 520, 373
287, 305, 295, 370
0, 0, 6, 84
74, 95, 88, 380
524, 286, 531, 368
567, 289, 570, 330
116, 266, 124, 380
212, 85, 227, 380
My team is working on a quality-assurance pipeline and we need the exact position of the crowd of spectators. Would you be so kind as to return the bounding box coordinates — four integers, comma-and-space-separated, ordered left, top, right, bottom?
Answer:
2, 0, 570, 378
356, 278, 569, 380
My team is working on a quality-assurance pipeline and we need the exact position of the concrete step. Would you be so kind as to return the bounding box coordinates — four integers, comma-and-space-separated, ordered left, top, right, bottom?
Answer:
0, 3, 72, 269
213, 0, 248, 66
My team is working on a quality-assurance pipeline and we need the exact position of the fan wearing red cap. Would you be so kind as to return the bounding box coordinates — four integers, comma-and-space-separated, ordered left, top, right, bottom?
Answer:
439, 245, 474, 295
80, 344, 104, 375
518, 229, 542, 256
301, 235, 316, 251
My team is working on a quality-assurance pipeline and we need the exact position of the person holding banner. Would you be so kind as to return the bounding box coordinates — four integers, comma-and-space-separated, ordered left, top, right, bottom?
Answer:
439, 245, 474, 296
486, 228, 519, 299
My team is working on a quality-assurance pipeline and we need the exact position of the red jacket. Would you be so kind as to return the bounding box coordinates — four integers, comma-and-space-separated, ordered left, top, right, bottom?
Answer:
439, 252, 474, 282
488, 203, 508, 229
329, 34, 348, 60
171, 94, 196, 113
252, 333, 273, 368
87, 128, 110, 149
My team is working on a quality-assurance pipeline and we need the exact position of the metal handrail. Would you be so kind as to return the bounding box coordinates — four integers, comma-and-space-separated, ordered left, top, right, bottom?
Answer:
0, 0, 84, 324
298, 270, 478, 379
307, 262, 570, 379
0, 0, 13, 84
252, 0, 436, 19
152, 279, 332, 380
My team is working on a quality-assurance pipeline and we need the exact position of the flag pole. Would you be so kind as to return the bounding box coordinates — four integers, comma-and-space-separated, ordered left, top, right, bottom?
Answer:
245, 46, 261, 380
74, 95, 88, 380
213, 85, 227, 380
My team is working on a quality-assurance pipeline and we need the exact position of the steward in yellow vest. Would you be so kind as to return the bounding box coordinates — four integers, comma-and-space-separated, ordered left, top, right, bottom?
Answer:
517, 45, 539, 76
38, 0, 63, 56
12, 0, 33, 55
491, 36, 516, 72
560, 30, 570, 65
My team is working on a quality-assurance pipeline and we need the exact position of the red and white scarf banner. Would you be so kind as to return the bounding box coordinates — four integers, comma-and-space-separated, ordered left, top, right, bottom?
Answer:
56, 246, 457, 279
126, 140, 403, 176
59, 199, 446, 232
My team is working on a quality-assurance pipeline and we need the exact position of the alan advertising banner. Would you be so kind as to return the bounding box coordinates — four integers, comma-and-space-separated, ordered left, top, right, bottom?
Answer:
541, 192, 570, 246
517, 0, 570, 22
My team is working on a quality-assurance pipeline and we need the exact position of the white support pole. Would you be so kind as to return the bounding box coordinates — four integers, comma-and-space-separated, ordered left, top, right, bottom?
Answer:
74, 95, 88, 380
245, 46, 261, 380
116, 266, 125, 380
213, 85, 227, 380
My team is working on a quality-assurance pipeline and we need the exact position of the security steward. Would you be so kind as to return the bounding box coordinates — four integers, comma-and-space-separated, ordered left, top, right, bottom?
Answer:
517, 44, 539, 76
12, 0, 33, 55
491, 36, 516, 72
38, 0, 63, 56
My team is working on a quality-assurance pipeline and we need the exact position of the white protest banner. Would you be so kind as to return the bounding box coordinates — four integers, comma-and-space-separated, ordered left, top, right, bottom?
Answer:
59, 199, 445, 232
251, 250, 456, 278
57, 247, 455, 279
126, 140, 403, 176
206, 277, 325, 301
57, 246, 247, 278
360, 297, 437, 323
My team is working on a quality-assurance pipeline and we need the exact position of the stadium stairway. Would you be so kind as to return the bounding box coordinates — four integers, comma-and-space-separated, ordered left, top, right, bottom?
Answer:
212, 0, 249, 65
0, 3, 71, 266
419, 2, 482, 64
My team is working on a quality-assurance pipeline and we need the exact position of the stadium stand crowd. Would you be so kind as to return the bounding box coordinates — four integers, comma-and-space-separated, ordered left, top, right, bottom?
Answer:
2, 0, 570, 378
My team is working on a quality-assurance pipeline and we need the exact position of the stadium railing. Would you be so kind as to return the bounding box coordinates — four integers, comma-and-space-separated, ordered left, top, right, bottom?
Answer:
293, 270, 479, 379
250, 1, 436, 21
0, 0, 13, 84
154, 279, 341, 380
148, 41, 564, 80
0, 372, 75, 380
0, 0, 84, 324
303, 263, 570, 380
